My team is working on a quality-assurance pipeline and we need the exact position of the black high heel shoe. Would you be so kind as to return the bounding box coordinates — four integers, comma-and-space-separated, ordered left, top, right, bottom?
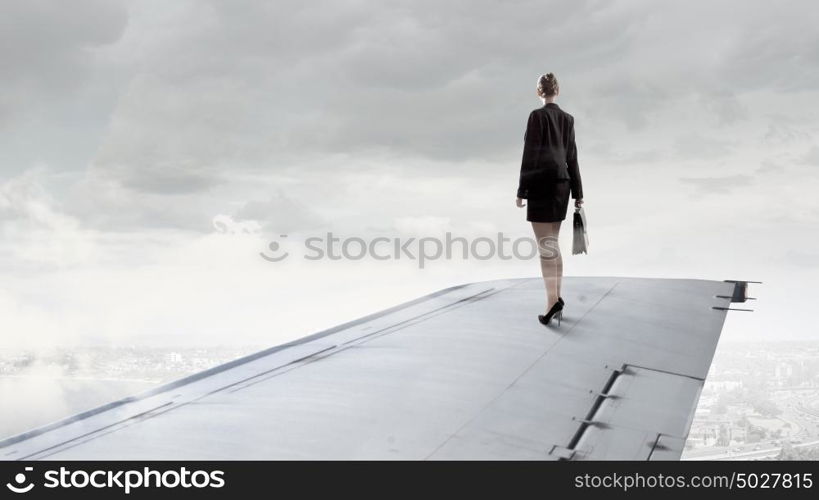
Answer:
538, 301, 564, 327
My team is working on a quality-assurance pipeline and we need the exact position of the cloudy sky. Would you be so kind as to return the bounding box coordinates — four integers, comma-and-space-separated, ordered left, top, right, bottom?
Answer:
1, 0, 818, 351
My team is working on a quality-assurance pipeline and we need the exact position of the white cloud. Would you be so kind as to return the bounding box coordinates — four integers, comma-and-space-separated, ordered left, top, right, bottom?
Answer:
0, 0, 818, 357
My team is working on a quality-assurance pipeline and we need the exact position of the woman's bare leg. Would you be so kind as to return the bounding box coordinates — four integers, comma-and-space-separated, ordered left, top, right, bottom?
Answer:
531, 221, 562, 312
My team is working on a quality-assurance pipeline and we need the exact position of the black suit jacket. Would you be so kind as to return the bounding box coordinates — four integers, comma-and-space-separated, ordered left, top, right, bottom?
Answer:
516, 102, 583, 200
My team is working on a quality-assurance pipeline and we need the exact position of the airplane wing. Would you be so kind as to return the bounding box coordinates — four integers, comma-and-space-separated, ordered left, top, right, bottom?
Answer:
0, 277, 749, 460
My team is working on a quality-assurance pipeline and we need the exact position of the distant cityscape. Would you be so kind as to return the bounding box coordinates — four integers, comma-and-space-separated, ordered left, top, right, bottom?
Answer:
683, 341, 819, 460
2, 341, 819, 460
0, 345, 264, 384
0, 344, 269, 440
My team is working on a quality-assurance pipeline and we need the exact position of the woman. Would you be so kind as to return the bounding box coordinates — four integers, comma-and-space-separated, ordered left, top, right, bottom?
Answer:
516, 73, 584, 326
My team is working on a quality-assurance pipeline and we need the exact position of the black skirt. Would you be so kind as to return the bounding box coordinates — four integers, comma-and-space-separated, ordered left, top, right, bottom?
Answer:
526, 180, 571, 222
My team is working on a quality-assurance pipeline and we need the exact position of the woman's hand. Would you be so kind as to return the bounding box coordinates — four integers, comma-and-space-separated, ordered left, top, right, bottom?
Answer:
575, 198, 584, 208
516, 197, 526, 208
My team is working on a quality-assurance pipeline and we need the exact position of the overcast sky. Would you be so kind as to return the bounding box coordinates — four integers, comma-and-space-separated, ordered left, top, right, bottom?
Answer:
1, 0, 818, 350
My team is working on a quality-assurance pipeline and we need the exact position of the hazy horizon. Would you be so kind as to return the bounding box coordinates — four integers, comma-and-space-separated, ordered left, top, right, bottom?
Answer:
2, 0, 819, 353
